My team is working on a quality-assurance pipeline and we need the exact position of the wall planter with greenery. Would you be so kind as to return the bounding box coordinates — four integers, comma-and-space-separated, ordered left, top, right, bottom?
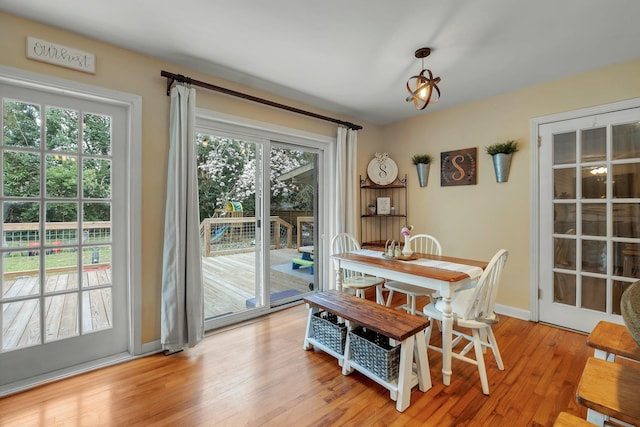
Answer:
411, 154, 433, 187
485, 140, 518, 183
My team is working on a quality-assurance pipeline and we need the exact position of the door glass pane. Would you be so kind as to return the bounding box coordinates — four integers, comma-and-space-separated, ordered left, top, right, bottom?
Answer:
2, 299, 40, 350
613, 281, 632, 315
82, 288, 111, 333
554, 204, 576, 233
46, 154, 78, 198
554, 237, 576, 269
83, 158, 111, 198
582, 166, 606, 199
554, 168, 576, 199
581, 276, 606, 312
46, 106, 78, 152
613, 203, 640, 238
45, 293, 78, 342
581, 128, 606, 162
197, 134, 260, 318
582, 240, 606, 274
82, 113, 112, 156
554, 272, 576, 305
553, 132, 576, 164
612, 122, 640, 160
614, 242, 640, 279
582, 203, 606, 236
612, 163, 640, 198
3, 100, 40, 148
3, 151, 40, 197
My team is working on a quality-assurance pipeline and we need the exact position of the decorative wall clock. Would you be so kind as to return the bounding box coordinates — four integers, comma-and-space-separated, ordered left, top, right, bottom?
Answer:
440, 147, 477, 186
367, 152, 398, 185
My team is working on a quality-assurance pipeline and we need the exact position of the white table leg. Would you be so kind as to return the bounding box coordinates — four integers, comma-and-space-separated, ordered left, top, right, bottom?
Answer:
396, 336, 415, 412
375, 284, 384, 305
303, 304, 317, 350
440, 291, 454, 386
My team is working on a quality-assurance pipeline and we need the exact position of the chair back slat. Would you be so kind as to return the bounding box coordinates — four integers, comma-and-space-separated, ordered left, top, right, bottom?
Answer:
331, 233, 363, 280
462, 249, 508, 322
410, 234, 442, 256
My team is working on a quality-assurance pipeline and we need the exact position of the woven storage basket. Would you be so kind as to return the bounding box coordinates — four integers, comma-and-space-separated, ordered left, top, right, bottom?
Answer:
349, 326, 401, 382
311, 311, 347, 354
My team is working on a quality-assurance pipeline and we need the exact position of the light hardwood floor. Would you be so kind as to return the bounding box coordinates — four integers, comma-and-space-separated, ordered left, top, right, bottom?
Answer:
0, 295, 590, 427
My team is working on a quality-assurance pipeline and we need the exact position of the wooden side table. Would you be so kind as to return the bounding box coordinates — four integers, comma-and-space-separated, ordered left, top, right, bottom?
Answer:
576, 357, 640, 426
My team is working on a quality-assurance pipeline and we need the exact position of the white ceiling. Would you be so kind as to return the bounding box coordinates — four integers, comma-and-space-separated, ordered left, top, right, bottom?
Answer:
3, 0, 640, 125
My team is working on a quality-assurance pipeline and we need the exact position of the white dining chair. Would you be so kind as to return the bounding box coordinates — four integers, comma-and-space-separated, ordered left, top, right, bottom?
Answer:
423, 249, 508, 395
330, 233, 384, 301
384, 234, 442, 315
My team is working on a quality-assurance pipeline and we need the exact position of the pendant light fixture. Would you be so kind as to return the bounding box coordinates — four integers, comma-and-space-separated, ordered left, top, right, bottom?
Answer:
406, 47, 441, 110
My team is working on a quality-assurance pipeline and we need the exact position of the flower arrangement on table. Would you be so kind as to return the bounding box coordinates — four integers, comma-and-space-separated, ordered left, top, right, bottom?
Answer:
401, 225, 414, 256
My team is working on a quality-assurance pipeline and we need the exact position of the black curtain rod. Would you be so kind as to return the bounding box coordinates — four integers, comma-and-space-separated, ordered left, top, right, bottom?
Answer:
161, 70, 363, 131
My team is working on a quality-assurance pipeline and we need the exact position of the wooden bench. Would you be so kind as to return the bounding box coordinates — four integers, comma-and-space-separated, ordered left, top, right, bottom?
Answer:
553, 412, 594, 426
587, 320, 640, 362
576, 357, 640, 426
303, 290, 431, 412
292, 257, 314, 274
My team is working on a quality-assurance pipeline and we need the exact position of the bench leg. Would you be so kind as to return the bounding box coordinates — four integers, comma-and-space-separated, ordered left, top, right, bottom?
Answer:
414, 332, 432, 392
395, 336, 415, 412
303, 305, 317, 350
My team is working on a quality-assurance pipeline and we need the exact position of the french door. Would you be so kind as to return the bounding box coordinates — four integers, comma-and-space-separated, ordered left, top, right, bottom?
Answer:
538, 107, 640, 332
0, 81, 130, 388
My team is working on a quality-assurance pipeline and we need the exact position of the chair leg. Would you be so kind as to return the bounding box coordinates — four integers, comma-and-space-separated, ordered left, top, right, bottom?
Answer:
386, 290, 394, 307
486, 327, 504, 370
424, 317, 433, 345
409, 295, 416, 315
472, 329, 490, 395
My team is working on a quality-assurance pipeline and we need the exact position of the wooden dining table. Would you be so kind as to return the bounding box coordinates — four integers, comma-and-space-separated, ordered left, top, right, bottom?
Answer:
331, 249, 488, 387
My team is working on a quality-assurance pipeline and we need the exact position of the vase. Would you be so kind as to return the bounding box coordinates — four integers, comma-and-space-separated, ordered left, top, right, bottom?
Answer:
416, 163, 430, 187
492, 153, 513, 183
402, 235, 413, 257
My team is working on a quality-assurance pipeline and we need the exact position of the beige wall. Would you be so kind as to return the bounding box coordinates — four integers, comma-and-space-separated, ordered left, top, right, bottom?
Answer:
0, 13, 382, 343
2, 12, 640, 339
381, 58, 640, 310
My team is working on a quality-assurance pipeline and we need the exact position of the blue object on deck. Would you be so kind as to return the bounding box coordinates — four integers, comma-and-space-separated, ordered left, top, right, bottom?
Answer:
291, 258, 314, 274
245, 289, 302, 308
210, 225, 230, 243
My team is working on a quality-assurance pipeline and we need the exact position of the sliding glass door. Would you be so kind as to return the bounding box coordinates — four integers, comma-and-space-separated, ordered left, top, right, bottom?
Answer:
196, 124, 322, 330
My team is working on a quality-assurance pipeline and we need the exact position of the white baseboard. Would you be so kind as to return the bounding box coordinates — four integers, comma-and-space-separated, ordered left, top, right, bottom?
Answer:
495, 303, 530, 321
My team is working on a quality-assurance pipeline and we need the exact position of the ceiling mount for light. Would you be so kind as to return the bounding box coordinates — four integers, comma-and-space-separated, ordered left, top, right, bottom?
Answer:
406, 47, 441, 110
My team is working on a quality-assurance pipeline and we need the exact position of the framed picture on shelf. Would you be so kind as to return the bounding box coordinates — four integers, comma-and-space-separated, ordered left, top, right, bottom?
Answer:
376, 197, 391, 215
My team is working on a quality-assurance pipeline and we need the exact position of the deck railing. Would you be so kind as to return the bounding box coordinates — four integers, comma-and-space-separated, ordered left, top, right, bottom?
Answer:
200, 216, 293, 257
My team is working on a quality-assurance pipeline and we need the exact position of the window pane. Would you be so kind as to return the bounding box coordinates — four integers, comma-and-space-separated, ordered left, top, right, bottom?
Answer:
582, 240, 606, 274
582, 166, 606, 199
3, 100, 41, 148
3, 201, 40, 248
554, 238, 576, 269
612, 163, 640, 198
554, 168, 576, 199
46, 106, 78, 152
554, 272, 575, 306
46, 154, 78, 198
2, 299, 41, 350
84, 202, 111, 244
3, 151, 40, 197
553, 132, 576, 165
613, 281, 633, 315
2, 262, 39, 298
614, 242, 640, 279
554, 203, 576, 234
44, 293, 78, 342
581, 127, 606, 162
45, 250, 79, 292
581, 276, 606, 312
83, 113, 111, 156
83, 158, 111, 199
582, 203, 606, 237
612, 122, 640, 160
46, 202, 78, 244
613, 203, 640, 238
82, 245, 111, 288
82, 288, 112, 333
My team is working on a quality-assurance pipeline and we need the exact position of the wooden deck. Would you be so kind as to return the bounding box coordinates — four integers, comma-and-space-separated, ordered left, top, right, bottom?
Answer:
2, 249, 314, 350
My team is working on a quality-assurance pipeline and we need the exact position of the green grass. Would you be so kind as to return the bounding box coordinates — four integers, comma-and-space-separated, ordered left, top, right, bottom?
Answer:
4, 246, 112, 273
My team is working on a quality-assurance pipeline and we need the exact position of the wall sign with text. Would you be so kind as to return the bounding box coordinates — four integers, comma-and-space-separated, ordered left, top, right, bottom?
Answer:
440, 147, 477, 186
26, 37, 96, 74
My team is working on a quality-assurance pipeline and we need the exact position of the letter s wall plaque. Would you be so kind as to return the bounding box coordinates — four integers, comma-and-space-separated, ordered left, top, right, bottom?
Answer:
440, 147, 477, 186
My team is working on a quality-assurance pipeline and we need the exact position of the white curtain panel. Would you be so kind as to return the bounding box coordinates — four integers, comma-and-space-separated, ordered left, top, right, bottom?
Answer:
334, 127, 358, 236
161, 85, 204, 353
